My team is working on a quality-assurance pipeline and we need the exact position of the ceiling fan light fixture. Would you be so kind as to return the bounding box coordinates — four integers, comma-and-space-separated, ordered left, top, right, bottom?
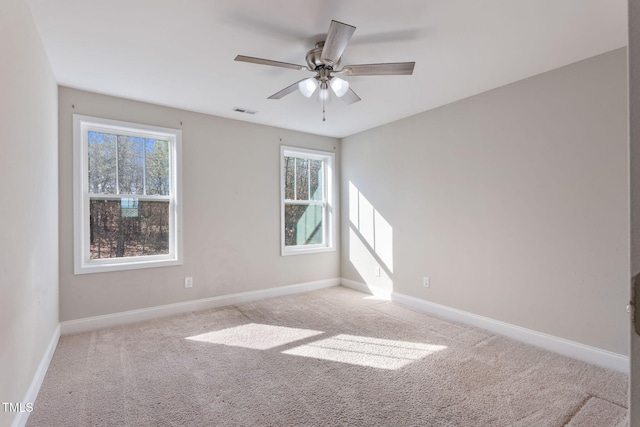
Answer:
330, 77, 349, 97
317, 85, 332, 104
298, 78, 318, 97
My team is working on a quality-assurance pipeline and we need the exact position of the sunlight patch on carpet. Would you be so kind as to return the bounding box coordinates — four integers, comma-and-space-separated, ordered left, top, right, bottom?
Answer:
282, 334, 447, 370
186, 323, 324, 350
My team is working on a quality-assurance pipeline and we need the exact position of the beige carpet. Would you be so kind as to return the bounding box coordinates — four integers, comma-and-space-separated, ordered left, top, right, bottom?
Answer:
28, 286, 628, 426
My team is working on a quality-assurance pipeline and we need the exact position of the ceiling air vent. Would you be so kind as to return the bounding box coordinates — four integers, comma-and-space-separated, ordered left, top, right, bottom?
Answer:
232, 107, 258, 115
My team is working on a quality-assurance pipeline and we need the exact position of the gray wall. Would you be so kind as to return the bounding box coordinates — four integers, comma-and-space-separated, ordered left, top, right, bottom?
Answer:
341, 48, 629, 355
58, 87, 340, 321
0, 0, 59, 426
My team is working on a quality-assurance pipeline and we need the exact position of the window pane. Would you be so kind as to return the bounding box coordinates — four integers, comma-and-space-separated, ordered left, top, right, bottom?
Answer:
117, 135, 144, 195
145, 139, 170, 195
295, 157, 309, 200
88, 131, 117, 194
309, 159, 323, 201
284, 156, 324, 202
284, 156, 295, 200
284, 204, 323, 246
89, 198, 169, 259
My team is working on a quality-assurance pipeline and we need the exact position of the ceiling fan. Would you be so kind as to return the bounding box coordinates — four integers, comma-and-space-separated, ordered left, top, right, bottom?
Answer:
235, 20, 416, 121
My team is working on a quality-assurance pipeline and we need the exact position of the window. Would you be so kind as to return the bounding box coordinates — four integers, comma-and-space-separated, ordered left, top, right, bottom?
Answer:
73, 115, 182, 274
281, 146, 335, 255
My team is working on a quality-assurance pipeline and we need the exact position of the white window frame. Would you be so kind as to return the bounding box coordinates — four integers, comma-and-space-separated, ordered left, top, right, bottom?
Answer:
73, 115, 183, 274
280, 146, 335, 256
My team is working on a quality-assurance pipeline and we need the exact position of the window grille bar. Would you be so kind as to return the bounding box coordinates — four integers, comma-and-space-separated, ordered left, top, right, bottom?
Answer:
283, 200, 325, 206
115, 135, 119, 195
307, 159, 311, 201
88, 193, 171, 201
293, 159, 297, 201
142, 137, 147, 195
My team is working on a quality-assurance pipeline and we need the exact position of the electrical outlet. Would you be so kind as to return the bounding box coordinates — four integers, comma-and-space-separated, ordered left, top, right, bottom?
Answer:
185, 277, 193, 288
374, 266, 381, 277
423, 277, 430, 288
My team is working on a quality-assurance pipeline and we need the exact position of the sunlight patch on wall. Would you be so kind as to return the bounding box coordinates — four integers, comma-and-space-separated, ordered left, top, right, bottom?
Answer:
349, 181, 360, 227
349, 228, 393, 295
282, 334, 447, 370
374, 210, 393, 272
348, 181, 393, 272
186, 323, 323, 350
358, 191, 376, 248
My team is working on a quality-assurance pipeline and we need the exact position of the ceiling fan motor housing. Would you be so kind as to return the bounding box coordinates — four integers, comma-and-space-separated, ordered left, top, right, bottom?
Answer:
305, 41, 340, 70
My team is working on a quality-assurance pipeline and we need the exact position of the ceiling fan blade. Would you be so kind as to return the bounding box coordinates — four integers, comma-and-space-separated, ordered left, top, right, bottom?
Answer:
321, 20, 356, 66
267, 78, 308, 99
340, 88, 361, 105
235, 55, 308, 71
339, 62, 415, 76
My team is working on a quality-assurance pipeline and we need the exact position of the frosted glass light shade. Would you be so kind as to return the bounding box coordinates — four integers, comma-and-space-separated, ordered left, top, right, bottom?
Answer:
298, 78, 318, 97
330, 77, 349, 97
317, 87, 331, 104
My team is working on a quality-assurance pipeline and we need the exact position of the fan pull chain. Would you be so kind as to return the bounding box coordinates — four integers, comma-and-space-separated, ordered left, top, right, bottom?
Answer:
322, 97, 326, 122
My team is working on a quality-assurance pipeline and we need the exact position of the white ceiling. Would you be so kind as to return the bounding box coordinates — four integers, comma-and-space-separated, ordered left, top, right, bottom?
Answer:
26, 0, 627, 138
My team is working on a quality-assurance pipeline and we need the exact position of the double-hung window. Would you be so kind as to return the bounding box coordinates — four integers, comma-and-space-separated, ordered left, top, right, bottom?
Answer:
281, 146, 335, 255
73, 115, 182, 274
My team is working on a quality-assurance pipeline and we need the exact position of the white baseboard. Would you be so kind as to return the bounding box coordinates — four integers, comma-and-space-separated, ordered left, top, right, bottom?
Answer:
392, 291, 629, 373
341, 279, 628, 373
60, 278, 340, 335
12, 324, 60, 427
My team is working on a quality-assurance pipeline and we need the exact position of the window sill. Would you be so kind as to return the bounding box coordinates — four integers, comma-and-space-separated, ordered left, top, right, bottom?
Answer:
74, 257, 182, 275
281, 246, 336, 257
